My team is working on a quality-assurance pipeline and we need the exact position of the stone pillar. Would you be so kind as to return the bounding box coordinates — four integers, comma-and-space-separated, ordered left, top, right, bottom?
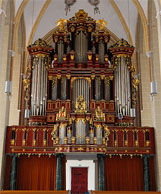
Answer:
55, 154, 64, 190
9, 154, 18, 190
97, 154, 105, 190
143, 155, 150, 191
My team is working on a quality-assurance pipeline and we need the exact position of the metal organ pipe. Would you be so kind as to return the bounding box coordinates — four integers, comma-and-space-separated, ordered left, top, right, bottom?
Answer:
72, 79, 89, 110
114, 56, 131, 116
30, 55, 48, 117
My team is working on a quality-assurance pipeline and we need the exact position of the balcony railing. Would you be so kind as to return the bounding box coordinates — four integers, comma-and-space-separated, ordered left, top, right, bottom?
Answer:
6, 126, 155, 155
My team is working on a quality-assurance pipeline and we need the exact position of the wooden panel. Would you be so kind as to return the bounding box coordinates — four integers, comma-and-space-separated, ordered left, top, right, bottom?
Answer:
71, 167, 88, 194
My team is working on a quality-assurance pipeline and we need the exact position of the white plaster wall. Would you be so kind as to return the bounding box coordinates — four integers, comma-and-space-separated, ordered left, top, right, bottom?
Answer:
66, 160, 95, 191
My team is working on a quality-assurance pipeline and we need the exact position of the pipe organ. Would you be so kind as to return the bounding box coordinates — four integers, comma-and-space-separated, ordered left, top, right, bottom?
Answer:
5, 10, 156, 192
23, 9, 140, 148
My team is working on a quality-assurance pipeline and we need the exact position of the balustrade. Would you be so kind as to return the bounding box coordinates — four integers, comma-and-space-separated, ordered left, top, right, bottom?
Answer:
6, 126, 155, 155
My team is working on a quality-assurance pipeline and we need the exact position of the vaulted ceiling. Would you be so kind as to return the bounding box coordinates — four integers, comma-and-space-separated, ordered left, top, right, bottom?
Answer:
14, 0, 149, 47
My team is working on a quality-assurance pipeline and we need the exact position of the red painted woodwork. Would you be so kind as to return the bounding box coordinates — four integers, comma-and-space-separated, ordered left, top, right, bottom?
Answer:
71, 167, 88, 194
5, 126, 155, 155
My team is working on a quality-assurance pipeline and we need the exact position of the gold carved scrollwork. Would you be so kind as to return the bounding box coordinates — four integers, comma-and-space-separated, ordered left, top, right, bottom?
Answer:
132, 78, 139, 90
51, 124, 58, 144
52, 77, 57, 87
110, 38, 133, 48
75, 118, 86, 125
75, 96, 87, 114
29, 38, 51, 48
105, 77, 110, 87
24, 65, 31, 102
104, 125, 110, 144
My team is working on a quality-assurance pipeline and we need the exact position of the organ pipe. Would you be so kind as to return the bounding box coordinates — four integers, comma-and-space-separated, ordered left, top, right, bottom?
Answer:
30, 55, 48, 116
114, 56, 131, 116
99, 40, 105, 64
75, 31, 88, 63
58, 40, 64, 64
27, 39, 53, 120
72, 78, 89, 110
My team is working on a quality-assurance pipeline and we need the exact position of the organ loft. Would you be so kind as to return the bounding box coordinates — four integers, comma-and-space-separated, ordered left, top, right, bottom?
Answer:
5, 10, 155, 193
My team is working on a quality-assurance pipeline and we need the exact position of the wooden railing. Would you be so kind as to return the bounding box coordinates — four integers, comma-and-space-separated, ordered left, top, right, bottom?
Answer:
0, 191, 69, 194
6, 126, 155, 155
91, 191, 160, 194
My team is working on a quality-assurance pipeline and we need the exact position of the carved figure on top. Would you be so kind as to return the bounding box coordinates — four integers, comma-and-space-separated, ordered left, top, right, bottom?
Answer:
75, 96, 87, 114
96, 19, 107, 31
95, 106, 105, 121
56, 106, 67, 121
55, 19, 67, 31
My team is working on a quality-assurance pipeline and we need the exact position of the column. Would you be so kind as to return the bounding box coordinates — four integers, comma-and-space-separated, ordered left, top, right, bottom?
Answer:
55, 154, 64, 190
9, 154, 18, 190
97, 154, 105, 191
143, 154, 150, 191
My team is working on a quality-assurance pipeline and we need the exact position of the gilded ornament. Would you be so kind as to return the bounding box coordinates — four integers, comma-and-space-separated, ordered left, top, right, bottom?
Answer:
86, 137, 90, 145
88, 54, 92, 61
66, 74, 71, 79
96, 19, 107, 31
95, 106, 105, 121
91, 74, 95, 80
28, 38, 51, 48
51, 124, 58, 144
100, 74, 105, 80
55, 19, 67, 31
71, 137, 76, 144
70, 54, 74, 60
105, 77, 110, 86
94, 137, 97, 145
132, 78, 139, 90
57, 74, 61, 79
145, 140, 150, 147
52, 77, 57, 87
109, 76, 114, 80
110, 38, 133, 48
75, 9, 88, 20
75, 96, 87, 114
104, 125, 110, 144
56, 106, 67, 121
